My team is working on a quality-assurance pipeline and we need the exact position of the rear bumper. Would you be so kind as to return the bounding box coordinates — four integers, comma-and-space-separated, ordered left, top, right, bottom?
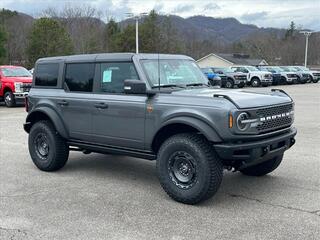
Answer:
214, 127, 297, 168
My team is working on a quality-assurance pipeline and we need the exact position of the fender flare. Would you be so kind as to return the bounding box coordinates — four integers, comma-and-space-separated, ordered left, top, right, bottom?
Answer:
160, 116, 222, 142
25, 107, 68, 138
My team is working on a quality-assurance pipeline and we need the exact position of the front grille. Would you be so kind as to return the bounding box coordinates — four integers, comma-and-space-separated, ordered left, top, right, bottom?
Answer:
22, 83, 32, 92
220, 76, 227, 81
302, 74, 309, 78
235, 75, 247, 80
313, 73, 320, 77
255, 103, 293, 133
287, 74, 296, 78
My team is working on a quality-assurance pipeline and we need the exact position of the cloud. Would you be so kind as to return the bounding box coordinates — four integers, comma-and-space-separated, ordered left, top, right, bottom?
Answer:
241, 11, 268, 22
153, 2, 164, 12
203, 3, 220, 10
172, 4, 194, 14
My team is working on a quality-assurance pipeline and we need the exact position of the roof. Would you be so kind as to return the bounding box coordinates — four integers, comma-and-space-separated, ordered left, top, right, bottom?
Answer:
197, 53, 268, 66
36, 53, 193, 63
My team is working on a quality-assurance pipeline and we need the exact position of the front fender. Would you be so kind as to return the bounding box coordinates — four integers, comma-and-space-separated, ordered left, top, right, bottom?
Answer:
25, 106, 68, 139
161, 116, 222, 142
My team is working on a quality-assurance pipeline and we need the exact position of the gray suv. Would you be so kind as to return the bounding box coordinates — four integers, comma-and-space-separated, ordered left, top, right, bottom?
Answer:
24, 53, 297, 204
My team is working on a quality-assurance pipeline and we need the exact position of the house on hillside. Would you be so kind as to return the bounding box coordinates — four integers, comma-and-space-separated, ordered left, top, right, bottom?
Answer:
196, 53, 268, 68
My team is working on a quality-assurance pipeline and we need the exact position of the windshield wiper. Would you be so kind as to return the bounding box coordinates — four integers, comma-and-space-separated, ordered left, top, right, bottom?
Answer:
186, 83, 209, 87
151, 84, 185, 89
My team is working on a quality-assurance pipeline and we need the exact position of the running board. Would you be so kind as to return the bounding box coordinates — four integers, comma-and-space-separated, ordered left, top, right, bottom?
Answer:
67, 140, 157, 160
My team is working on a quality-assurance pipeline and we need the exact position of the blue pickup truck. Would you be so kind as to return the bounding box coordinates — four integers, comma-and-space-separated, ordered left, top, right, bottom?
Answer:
200, 68, 221, 87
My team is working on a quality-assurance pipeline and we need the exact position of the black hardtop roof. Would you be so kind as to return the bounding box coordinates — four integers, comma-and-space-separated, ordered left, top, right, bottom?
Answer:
36, 53, 193, 63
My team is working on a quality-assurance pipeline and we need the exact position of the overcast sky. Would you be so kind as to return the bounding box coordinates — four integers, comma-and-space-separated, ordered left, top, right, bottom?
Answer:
1, 0, 319, 30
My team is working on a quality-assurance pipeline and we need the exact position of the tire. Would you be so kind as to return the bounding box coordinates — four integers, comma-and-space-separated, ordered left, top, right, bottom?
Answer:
311, 76, 319, 83
157, 133, 223, 204
250, 77, 261, 87
29, 120, 69, 171
240, 154, 283, 177
4, 91, 16, 107
225, 79, 234, 88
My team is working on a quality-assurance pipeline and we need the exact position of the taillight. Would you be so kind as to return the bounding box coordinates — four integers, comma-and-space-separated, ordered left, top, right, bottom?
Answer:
25, 95, 29, 112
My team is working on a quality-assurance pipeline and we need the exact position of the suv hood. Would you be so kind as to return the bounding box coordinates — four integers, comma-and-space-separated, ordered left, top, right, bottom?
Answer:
171, 88, 291, 109
2, 76, 32, 83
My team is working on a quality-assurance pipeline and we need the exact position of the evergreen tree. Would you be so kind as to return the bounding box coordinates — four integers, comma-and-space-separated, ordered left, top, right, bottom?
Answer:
27, 18, 73, 65
0, 25, 7, 63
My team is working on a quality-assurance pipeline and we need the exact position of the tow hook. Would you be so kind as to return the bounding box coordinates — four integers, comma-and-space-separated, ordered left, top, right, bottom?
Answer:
262, 146, 269, 156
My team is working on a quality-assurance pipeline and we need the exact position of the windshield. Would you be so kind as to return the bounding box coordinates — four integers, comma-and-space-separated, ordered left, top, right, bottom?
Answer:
288, 67, 299, 72
280, 66, 292, 72
1, 67, 32, 77
272, 66, 284, 72
299, 66, 309, 71
214, 68, 235, 73
247, 66, 258, 71
141, 59, 208, 87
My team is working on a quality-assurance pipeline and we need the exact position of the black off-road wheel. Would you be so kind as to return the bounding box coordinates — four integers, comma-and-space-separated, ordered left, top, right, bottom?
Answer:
157, 133, 223, 204
29, 120, 69, 171
251, 77, 261, 87
4, 91, 16, 107
311, 76, 319, 83
240, 154, 283, 177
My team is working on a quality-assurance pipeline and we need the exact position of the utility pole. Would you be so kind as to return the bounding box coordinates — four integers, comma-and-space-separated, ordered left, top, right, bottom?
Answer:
126, 13, 148, 54
300, 31, 312, 67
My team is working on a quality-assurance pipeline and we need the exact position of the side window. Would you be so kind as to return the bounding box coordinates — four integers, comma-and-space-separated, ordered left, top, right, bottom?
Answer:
98, 62, 139, 93
65, 63, 94, 92
35, 63, 59, 87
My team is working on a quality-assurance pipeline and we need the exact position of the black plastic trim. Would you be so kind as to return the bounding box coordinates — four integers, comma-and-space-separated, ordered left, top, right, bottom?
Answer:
68, 140, 157, 160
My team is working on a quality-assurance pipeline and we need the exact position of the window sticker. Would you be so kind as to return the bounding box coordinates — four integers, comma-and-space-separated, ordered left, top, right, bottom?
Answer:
102, 70, 112, 82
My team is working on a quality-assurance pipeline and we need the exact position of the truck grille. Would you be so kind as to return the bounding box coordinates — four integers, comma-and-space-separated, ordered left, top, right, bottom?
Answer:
235, 75, 247, 81
255, 103, 294, 133
302, 74, 309, 78
313, 73, 320, 77
22, 83, 32, 92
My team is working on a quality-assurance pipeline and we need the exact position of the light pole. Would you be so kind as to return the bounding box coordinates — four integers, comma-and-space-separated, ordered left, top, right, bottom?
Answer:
126, 12, 147, 54
300, 31, 312, 67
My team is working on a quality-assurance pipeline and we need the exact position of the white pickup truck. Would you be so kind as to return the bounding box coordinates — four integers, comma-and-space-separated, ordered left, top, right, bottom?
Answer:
230, 66, 273, 87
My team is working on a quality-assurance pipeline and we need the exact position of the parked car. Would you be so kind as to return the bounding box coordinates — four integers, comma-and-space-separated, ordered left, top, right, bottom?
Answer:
0, 65, 33, 107
266, 66, 298, 85
281, 66, 309, 84
230, 65, 273, 87
24, 53, 297, 205
200, 67, 221, 86
211, 67, 246, 88
292, 66, 319, 83
257, 66, 282, 85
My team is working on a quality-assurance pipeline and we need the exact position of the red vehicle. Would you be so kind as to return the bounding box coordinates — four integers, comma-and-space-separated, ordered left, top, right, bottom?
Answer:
0, 65, 33, 107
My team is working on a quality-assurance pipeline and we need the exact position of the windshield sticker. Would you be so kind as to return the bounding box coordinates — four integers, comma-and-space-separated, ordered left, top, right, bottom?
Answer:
102, 70, 112, 83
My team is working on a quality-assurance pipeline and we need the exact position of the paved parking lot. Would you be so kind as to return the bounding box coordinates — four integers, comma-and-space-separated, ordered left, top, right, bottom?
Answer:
0, 84, 319, 240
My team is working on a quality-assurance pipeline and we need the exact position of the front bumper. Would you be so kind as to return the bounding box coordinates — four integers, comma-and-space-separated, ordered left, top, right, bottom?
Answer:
13, 92, 29, 102
214, 127, 297, 169
261, 78, 273, 85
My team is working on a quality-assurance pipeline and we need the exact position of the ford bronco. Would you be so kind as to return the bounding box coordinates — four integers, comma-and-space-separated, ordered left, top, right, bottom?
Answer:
24, 53, 297, 204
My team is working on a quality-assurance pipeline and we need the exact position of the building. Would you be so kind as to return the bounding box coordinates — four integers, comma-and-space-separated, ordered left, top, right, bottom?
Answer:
196, 53, 268, 68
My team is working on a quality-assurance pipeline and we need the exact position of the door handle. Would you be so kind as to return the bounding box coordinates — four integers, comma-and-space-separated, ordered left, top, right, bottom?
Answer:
94, 102, 109, 109
57, 100, 69, 106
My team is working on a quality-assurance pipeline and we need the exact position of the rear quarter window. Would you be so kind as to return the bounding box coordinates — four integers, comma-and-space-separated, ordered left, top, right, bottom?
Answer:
35, 63, 59, 87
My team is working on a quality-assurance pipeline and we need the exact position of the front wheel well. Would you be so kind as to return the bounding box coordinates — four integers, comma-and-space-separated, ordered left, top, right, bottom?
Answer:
152, 123, 204, 154
3, 87, 12, 94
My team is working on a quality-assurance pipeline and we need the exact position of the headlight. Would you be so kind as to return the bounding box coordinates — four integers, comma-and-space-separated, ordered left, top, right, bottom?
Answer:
14, 82, 23, 93
236, 112, 250, 131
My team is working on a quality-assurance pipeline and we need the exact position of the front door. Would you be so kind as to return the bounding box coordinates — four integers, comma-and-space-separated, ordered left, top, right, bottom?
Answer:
91, 62, 146, 150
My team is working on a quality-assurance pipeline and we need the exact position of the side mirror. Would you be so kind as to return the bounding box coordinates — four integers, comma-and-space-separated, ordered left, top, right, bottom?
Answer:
124, 79, 146, 94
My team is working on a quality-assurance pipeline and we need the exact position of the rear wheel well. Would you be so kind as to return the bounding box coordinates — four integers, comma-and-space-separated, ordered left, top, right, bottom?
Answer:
25, 112, 52, 132
152, 123, 204, 154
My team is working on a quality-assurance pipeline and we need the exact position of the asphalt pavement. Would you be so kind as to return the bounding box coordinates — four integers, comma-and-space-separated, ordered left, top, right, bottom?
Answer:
0, 84, 319, 240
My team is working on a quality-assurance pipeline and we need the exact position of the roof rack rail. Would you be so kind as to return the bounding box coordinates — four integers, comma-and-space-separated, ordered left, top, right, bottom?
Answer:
213, 94, 240, 108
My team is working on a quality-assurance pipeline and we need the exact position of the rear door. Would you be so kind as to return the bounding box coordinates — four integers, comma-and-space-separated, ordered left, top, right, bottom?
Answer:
58, 62, 96, 141
91, 62, 147, 150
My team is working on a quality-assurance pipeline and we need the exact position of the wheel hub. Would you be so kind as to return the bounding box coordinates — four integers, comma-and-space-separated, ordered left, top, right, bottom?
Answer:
35, 133, 49, 159
168, 151, 197, 189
